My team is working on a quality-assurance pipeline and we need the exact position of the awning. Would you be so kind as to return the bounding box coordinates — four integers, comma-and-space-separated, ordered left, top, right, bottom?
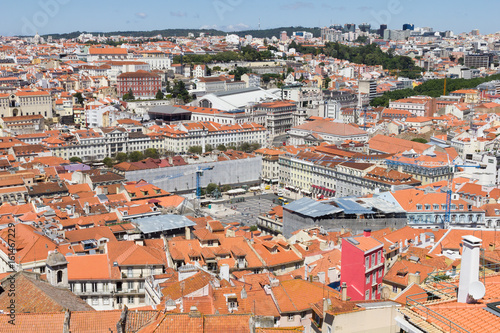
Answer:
227, 188, 246, 194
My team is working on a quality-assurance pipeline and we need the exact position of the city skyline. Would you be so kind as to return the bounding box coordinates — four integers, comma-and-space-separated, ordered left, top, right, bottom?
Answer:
4, 0, 499, 37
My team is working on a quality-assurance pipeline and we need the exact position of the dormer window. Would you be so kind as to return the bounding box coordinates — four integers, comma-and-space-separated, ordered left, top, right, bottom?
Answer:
227, 297, 238, 311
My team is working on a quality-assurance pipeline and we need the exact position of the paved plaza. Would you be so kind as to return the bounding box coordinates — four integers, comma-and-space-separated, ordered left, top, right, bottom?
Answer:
201, 193, 293, 226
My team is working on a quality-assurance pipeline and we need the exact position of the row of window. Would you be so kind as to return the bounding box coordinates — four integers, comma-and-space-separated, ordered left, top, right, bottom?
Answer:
416, 203, 467, 211
365, 250, 383, 269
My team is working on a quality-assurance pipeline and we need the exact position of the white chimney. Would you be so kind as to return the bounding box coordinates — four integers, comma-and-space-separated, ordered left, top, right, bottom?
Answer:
220, 264, 230, 282
457, 235, 482, 303
341, 282, 347, 301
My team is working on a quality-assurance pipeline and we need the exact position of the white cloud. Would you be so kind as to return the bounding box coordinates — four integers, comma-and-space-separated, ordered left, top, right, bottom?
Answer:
135, 12, 147, 19
226, 23, 250, 31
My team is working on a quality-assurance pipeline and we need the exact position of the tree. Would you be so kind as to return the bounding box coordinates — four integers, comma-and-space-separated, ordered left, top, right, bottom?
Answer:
165, 80, 172, 93
123, 89, 135, 101
188, 146, 203, 154
250, 142, 261, 152
249, 225, 258, 232
205, 144, 213, 152
73, 92, 84, 105
155, 89, 164, 100
172, 80, 192, 103
216, 144, 227, 151
128, 151, 144, 162
355, 36, 368, 44
206, 183, 219, 195
116, 152, 128, 163
221, 184, 232, 192
411, 138, 428, 144
323, 77, 331, 89
103, 157, 113, 168
239, 142, 251, 152
144, 148, 159, 159
69, 156, 82, 163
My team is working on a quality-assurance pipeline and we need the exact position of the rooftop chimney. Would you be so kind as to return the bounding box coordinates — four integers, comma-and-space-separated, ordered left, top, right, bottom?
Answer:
341, 282, 347, 301
408, 272, 421, 285
363, 229, 371, 237
457, 235, 482, 303
188, 306, 201, 318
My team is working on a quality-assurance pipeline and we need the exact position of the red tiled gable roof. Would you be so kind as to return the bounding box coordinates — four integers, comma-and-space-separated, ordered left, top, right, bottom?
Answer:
368, 134, 430, 154
0, 272, 94, 314
162, 271, 214, 300
0, 313, 65, 333
293, 119, 367, 136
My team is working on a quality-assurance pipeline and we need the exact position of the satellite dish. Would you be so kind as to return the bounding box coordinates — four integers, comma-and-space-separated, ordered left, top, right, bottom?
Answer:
469, 281, 486, 300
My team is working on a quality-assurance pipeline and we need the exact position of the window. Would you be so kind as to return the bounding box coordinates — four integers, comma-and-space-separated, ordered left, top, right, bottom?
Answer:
366, 274, 370, 284
425, 204, 430, 210
377, 251, 382, 265
433, 204, 439, 210
103, 297, 110, 305
92, 283, 98, 293
365, 290, 370, 300
92, 297, 99, 305
416, 204, 422, 210
379, 268, 383, 278
393, 286, 398, 293
116, 296, 122, 304
371, 253, 376, 267
57, 270, 63, 284
365, 256, 370, 268
81, 283, 87, 292
128, 296, 134, 304
288, 314, 294, 321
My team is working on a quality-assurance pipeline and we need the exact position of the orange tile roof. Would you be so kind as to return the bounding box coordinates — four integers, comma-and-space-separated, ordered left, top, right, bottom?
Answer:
66, 254, 111, 280
0, 313, 65, 333
272, 279, 339, 313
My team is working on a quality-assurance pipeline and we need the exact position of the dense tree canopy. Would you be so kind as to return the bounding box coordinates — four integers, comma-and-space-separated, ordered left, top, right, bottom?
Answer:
371, 73, 500, 107
173, 46, 274, 65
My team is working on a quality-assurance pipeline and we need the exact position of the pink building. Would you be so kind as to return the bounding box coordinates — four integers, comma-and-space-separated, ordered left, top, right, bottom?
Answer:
340, 229, 385, 301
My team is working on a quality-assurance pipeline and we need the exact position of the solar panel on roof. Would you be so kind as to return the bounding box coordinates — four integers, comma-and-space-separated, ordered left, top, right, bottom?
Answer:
347, 237, 360, 245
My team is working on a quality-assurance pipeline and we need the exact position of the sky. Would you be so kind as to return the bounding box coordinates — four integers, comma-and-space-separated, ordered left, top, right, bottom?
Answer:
3, 0, 498, 37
